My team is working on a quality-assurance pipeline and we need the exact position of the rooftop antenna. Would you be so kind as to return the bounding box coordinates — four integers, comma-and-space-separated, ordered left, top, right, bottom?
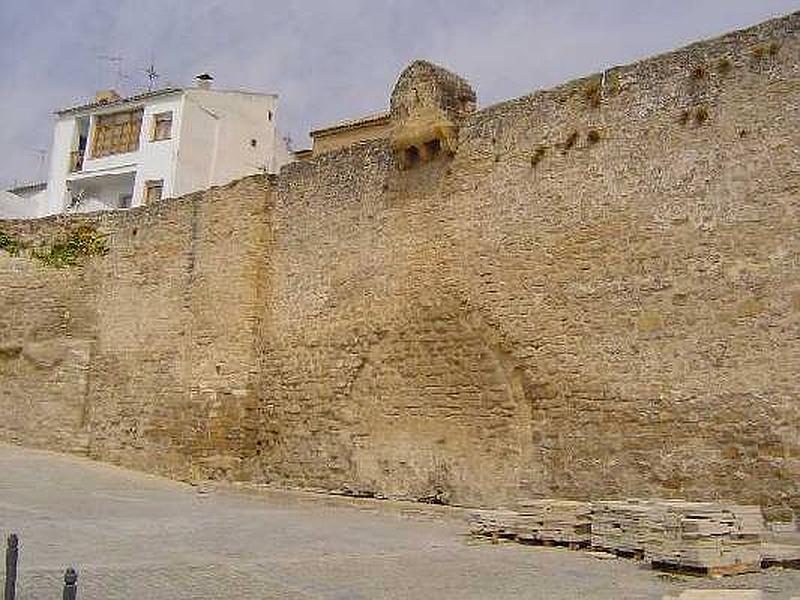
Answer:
144, 61, 160, 92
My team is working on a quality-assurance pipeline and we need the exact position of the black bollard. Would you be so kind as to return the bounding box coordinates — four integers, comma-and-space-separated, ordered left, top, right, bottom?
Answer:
62, 568, 77, 600
4, 534, 18, 600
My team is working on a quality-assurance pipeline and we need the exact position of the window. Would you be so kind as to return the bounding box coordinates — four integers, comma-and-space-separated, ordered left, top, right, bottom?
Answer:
151, 112, 173, 141
91, 109, 143, 158
144, 180, 164, 204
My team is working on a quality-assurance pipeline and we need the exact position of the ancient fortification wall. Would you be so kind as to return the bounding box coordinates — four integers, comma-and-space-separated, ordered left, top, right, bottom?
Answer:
1, 13, 798, 516
0, 178, 269, 479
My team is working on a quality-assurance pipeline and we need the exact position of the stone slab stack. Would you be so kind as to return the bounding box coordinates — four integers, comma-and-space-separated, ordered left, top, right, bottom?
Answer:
469, 501, 592, 545
591, 499, 663, 556
468, 509, 518, 538
512, 499, 592, 545
647, 502, 765, 574
590, 499, 765, 574
469, 498, 780, 576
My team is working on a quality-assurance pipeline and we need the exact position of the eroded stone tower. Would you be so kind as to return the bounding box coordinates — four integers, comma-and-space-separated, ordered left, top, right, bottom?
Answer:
389, 60, 477, 168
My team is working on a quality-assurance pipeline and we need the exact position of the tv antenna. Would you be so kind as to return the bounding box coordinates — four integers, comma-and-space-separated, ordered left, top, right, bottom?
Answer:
144, 62, 160, 91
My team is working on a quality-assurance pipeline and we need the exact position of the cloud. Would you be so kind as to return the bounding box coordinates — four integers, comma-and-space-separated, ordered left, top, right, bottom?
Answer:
0, 0, 798, 187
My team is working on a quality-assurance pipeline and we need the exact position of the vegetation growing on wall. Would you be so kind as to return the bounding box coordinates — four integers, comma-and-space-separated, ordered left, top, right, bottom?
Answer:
0, 231, 23, 256
31, 225, 109, 268
752, 41, 781, 60
678, 105, 711, 127
530, 145, 547, 167
690, 63, 707, 80
562, 131, 579, 154
2, 224, 112, 268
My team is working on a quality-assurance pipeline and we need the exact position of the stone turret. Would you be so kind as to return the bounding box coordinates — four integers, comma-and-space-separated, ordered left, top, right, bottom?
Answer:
389, 60, 477, 168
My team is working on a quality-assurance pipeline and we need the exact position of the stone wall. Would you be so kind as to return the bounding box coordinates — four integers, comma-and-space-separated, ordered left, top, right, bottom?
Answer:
0, 177, 269, 480
1, 12, 798, 516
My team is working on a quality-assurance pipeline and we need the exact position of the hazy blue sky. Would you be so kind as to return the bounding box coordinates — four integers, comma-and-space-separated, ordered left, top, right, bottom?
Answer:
1, 0, 798, 187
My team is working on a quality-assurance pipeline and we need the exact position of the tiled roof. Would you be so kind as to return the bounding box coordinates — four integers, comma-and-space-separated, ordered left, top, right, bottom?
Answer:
55, 88, 183, 116
7, 181, 47, 195
310, 111, 390, 137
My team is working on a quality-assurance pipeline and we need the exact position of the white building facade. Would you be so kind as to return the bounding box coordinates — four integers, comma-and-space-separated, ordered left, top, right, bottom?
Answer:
4, 80, 292, 218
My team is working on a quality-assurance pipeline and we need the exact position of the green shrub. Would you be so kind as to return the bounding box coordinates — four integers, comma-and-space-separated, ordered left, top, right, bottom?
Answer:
694, 106, 709, 125
32, 225, 108, 268
0, 231, 22, 256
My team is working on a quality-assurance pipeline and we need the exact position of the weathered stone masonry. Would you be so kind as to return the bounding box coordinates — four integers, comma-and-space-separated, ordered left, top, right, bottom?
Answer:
1, 13, 798, 517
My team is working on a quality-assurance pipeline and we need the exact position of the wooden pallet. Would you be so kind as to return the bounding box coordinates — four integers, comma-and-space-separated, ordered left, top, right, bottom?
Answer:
760, 543, 800, 570
516, 536, 589, 551
592, 546, 645, 560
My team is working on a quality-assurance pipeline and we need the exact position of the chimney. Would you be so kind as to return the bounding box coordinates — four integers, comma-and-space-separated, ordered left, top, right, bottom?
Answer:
195, 73, 214, 90
95, 89, 121, 104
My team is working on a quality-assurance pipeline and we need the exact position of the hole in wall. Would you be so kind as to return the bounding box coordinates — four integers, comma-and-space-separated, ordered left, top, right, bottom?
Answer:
405, 146, 420, 167
425, 138, 441, 158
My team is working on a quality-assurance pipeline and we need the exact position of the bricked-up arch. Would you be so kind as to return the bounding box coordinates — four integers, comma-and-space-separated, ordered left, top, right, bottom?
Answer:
1, 12, 800, 516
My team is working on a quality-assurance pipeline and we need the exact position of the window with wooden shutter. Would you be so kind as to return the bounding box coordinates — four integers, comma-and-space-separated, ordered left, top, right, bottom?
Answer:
151, 112, 173, 141
91, 109, 143, 158
144, 179, 164, 204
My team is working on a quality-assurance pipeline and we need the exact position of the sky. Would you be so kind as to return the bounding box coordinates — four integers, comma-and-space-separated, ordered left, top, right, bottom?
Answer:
0, 0, 798, 188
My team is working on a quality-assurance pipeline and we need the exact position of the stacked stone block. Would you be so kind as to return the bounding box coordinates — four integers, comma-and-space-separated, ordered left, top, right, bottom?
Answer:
470, 499, 778, 576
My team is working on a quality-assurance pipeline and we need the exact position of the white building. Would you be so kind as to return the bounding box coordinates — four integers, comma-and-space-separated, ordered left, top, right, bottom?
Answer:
1, 183, 48, 219
2, 76, 292, 218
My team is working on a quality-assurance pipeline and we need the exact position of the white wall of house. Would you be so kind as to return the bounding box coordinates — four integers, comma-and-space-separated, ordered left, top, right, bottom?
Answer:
0, 190, 44, 219
11, 186, 48, 203
23, 86, 292, 219
45, 118, 79, 215
44, 92, 183, 214
174, 90, 286, 197
171, 93, 216, 198
68, 172, 136, 214
130, 95, 183, 206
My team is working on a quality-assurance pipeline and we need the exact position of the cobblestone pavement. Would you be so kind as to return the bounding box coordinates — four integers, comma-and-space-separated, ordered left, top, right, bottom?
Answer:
1, 443, 798, 599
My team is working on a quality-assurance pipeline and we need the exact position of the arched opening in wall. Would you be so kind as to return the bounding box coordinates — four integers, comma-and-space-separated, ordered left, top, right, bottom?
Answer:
424, 138, 441, 159
404, 146, 421, 168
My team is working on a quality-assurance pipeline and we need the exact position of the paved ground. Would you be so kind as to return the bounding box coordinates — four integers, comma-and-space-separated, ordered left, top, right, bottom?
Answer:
1, 443, 798, 599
